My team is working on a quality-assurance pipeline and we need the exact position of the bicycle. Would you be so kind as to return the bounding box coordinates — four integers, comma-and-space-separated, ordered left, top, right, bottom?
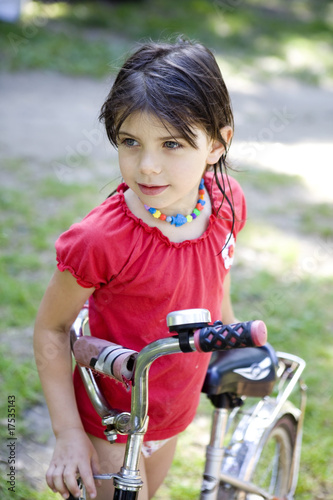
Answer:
68, 306, 306, 500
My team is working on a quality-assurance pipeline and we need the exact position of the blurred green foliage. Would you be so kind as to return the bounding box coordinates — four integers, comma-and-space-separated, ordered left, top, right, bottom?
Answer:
0, 0, 332, 84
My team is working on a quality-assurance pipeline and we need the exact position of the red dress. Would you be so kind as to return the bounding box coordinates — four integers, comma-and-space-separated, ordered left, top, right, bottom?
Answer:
55, 172, 246, 442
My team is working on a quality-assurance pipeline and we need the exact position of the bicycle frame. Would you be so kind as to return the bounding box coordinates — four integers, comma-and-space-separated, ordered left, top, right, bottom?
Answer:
70, 308, 306, 500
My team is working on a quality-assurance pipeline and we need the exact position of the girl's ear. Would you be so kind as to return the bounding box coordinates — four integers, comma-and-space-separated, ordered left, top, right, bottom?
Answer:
207, 126, 233, 165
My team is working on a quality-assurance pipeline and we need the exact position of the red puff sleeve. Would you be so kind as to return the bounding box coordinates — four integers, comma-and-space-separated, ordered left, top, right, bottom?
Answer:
55, 198, 119, 289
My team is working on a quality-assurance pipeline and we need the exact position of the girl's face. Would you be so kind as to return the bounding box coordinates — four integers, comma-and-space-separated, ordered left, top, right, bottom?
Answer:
117, 112, 226, 216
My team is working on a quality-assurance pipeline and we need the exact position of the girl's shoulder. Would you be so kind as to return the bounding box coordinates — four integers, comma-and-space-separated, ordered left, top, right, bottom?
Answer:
204, 171, 246, 222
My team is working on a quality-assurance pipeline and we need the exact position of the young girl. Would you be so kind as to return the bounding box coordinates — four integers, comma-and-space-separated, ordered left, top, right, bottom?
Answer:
34, 37, 246, 500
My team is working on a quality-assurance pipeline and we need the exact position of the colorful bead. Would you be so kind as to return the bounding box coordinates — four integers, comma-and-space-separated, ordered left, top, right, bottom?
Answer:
143, 179, 205, 227
173, 214, 187, 227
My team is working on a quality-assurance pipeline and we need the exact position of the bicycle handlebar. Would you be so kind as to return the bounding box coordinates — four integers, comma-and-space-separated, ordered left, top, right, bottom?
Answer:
70, 308, 268, 455
72, 316, 267, 385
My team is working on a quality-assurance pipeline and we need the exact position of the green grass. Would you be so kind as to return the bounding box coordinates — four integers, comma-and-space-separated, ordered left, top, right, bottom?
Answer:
0, 481, 56, 500
300, 202, 333, 238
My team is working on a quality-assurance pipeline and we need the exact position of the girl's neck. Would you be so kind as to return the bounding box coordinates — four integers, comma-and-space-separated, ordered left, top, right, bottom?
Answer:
123, 187, 212, 243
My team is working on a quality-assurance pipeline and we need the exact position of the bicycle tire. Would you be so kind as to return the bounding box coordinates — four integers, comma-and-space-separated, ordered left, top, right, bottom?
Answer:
218, 415, 297, 500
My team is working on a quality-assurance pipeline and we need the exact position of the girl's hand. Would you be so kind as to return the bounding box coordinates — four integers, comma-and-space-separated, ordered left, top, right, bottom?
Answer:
46, 428, 101, 499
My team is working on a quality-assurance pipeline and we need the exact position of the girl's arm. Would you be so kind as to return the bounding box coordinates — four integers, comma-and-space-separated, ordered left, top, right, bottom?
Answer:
34, 269, 100, 499
221, 273, 237, 324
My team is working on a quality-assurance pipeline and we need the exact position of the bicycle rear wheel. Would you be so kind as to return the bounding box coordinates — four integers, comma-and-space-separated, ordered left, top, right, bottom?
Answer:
219, 415, 297, 500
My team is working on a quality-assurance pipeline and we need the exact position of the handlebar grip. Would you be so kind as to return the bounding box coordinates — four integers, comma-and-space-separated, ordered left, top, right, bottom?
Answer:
193, 320, 267, 353
73, 337, 138, 383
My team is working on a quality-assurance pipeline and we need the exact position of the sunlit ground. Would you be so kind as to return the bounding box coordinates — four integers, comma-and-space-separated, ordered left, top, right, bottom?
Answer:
233, 141, 332, 202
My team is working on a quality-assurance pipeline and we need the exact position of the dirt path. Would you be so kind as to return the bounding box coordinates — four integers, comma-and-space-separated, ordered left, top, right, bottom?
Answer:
1, 69, 332, 493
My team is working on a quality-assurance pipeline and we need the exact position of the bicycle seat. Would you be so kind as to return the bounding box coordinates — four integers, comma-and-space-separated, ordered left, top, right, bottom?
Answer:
202, 343, 278, 398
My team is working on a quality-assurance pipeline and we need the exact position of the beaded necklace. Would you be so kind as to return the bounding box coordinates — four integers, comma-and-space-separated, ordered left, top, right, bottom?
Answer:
143, 178, 206, 227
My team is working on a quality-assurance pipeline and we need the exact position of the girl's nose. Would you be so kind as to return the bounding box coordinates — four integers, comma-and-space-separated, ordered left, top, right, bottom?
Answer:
138, 151, 162, 175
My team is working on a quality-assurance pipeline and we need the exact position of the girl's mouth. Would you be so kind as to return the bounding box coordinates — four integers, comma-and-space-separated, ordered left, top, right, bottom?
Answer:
138, 184, 169, 196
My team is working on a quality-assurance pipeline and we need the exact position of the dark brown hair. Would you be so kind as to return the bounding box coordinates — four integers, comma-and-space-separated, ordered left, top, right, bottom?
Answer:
100, 37, 236, 239
100, 37, 233, 151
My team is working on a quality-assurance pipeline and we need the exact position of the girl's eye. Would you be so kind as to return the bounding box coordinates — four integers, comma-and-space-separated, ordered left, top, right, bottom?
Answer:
164, 140, 182, 150
121, 138, 139, 147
